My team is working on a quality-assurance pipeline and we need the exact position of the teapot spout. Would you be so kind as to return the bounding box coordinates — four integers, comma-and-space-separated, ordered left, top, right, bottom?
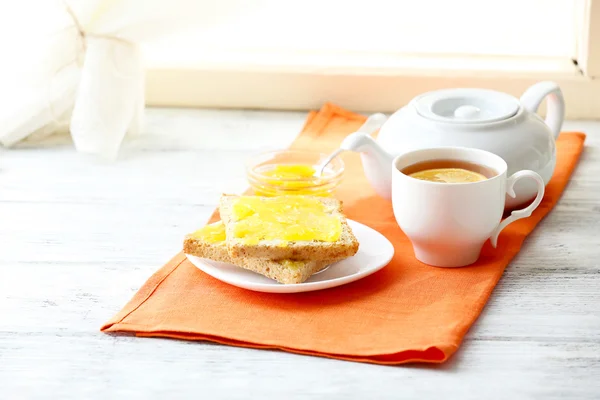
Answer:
340, 132, 394, 200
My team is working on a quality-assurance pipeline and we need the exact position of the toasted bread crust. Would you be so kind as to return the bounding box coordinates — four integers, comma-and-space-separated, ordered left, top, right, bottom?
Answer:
183, 234, 231, 263
231, 255, 333, 284
184, 235, 341, 284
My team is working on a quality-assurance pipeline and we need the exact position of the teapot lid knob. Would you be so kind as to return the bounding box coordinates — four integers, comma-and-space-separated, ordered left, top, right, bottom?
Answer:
453, 105, 480, 119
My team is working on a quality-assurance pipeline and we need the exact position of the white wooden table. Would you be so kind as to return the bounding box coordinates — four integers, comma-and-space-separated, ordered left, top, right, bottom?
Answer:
1, 108, 599, 399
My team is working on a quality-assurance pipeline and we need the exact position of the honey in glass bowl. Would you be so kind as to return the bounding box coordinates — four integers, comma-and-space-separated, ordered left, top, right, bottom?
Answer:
246, 150, 344, 197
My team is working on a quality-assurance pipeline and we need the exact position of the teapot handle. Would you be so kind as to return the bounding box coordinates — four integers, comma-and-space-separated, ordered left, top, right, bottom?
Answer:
519, 82, 565, 139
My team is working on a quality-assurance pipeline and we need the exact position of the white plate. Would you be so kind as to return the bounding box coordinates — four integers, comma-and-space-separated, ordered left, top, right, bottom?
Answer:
186, 220, 394, 293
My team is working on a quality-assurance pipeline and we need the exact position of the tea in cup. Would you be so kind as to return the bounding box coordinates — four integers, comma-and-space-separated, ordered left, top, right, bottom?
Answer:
392, 147, 545, 267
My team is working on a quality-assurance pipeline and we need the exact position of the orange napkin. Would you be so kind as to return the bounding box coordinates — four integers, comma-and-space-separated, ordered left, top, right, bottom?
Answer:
102, 103, 586, 365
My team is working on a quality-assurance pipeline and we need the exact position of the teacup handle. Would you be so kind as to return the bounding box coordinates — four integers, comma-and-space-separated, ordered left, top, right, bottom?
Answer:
490, 170, 545, 248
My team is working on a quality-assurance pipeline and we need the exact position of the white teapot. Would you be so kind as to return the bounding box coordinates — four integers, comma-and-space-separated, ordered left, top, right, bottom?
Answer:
338, 82, 565, 208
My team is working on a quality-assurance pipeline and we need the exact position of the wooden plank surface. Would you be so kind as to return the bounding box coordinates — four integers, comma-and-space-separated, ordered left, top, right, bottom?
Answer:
0, 109, 599, 399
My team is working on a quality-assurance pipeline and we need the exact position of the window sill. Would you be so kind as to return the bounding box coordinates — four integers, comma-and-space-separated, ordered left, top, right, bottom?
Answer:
144, 54, 598, 119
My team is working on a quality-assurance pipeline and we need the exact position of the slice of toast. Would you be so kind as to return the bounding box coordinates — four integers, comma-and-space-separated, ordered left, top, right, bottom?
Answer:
219, 195, 359, 260
183, 222, 335, 284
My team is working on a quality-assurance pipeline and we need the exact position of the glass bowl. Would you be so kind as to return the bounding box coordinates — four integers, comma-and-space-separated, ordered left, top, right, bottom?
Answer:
245, 150, 344, 197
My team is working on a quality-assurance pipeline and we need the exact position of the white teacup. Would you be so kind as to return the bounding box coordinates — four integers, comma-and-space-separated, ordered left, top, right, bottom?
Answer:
392, 147, 545, 267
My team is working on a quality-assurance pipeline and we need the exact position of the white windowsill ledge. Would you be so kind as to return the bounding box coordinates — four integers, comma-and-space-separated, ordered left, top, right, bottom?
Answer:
143, 54, 599, 119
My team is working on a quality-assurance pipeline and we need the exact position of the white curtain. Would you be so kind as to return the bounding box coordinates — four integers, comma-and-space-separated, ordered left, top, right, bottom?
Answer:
0, 0, 247, 159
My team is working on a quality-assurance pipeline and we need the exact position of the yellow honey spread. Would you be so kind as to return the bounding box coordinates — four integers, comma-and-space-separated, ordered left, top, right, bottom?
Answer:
409, 168, 486, 183
231, 196, 342, 245
190, 221, 226, 243
281, 260, 305, 269
263, 164, 316, 180
254, 164, 331, 197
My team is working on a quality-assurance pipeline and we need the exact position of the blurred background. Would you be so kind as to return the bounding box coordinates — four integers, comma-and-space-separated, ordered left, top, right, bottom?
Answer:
0, 0, 596, 126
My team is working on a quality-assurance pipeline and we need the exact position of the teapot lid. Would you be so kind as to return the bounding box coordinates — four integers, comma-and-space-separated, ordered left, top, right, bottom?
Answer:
412, 89, 520, 124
